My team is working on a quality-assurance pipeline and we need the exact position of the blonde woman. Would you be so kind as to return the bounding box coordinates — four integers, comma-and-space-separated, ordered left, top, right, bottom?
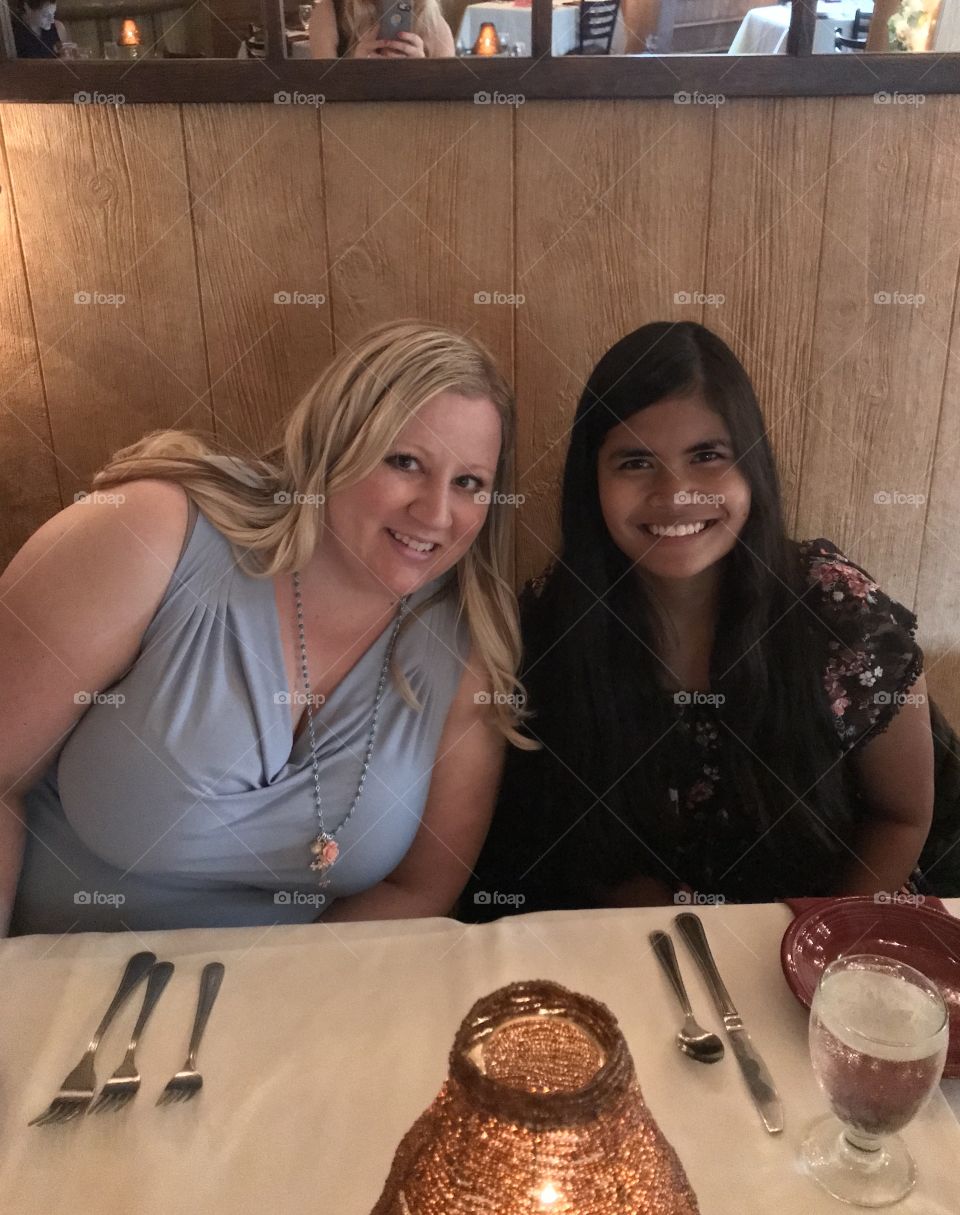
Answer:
1, 321, 527, 934
308, 0, 455, 58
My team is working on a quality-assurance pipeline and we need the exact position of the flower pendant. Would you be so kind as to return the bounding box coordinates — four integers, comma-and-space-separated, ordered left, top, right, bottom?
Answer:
310, 832, 340, 875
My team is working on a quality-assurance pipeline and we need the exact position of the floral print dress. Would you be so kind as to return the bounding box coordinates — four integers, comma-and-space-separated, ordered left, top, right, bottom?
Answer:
520, 538, 925, 903
662, 539, 923, 897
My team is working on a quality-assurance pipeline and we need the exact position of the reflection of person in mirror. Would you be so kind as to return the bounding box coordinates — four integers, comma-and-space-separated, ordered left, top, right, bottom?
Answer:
307, 0, 456, 57
12, 0, 76, 57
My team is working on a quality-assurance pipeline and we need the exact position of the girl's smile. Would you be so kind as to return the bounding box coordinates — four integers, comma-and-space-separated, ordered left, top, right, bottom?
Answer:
597, 391, 752, 584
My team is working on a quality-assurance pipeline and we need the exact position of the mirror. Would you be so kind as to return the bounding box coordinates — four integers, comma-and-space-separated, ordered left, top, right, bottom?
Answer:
545, 0, 960, 53
7, 0, 265, 59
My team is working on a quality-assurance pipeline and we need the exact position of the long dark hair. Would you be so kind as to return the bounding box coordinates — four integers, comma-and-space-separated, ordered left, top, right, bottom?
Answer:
495, 321, 857, 905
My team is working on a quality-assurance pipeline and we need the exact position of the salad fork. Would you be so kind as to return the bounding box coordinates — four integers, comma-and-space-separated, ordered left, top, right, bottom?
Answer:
156, 962, 225, 1105
89, 961, 175, 1114
29, 951, 157, 1127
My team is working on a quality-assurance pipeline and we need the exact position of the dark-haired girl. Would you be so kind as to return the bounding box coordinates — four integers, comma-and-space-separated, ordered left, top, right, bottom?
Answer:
467, 321, 959, 913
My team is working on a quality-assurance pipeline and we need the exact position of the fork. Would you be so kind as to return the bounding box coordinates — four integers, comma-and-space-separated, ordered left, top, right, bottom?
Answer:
156, 961, 225, 1105
29, 950, 157, 1127
89, 960, 175, 1114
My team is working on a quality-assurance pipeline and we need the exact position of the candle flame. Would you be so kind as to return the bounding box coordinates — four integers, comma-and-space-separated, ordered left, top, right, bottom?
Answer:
539, 1182, 560, 1206
118, 19, 141, 45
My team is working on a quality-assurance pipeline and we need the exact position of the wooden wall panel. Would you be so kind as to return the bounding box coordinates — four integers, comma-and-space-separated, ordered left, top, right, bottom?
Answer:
705, 97, 832, 532
321, 102, 514, 368
182, 104, 333, 457
0, 104, 211, 505
915, 286, 960, 727
0, 113, 62, 572
514, 99, 713, 584
794, 97, 960, 611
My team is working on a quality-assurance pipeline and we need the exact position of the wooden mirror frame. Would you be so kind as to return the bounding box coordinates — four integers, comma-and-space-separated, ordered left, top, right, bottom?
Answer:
0, 0, 957, 100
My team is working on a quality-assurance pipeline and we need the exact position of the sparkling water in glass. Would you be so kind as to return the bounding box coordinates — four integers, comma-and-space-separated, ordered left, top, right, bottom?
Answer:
801, 954, 948, 1207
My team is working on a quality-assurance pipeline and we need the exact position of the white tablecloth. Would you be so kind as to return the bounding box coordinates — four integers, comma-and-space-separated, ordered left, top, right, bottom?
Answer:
458, 1, 581, 55
728, 0, 873, 53
2, 901, 959, 1214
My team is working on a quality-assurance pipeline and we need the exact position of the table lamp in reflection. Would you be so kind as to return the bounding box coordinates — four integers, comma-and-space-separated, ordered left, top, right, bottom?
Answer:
104, 17, 147, 58
473, 21, 501, 53
371, 980, 701, 1214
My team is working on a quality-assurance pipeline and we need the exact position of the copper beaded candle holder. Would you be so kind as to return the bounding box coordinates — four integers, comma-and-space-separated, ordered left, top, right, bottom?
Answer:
371, 980, 701, 1215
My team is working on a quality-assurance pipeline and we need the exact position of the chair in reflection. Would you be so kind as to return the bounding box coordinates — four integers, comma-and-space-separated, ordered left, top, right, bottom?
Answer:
834, 6, 870, 47
564, 0, 620, 52
650, 0, 760, 53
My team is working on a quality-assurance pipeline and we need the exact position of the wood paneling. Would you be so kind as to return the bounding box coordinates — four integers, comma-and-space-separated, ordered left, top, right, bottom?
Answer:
514, 99, 712, 583
1, 97, 959, 725
0, 110, 63, 561
322, 102, 513, 364
0, 103, 212, 508
706, 97, 833, 530
183, 103, 332, 455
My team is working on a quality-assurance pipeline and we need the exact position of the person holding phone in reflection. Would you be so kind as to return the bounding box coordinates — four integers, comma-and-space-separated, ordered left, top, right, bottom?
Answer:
464, 321, 960, 917
307, 0, 455, 57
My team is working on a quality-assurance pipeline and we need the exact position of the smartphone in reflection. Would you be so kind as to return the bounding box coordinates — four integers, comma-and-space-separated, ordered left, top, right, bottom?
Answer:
378, 0, 413, 41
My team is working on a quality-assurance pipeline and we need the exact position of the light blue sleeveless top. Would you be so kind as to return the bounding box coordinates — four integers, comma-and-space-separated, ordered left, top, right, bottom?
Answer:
12, 498, 471, 934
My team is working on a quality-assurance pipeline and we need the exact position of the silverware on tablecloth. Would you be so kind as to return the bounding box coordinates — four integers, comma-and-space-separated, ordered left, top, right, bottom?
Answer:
156, 961, 225, 1105
89, 961, 175, 1114
649, 930, 725, 1064
28, 950, 157, 1127
674, 912, 785, 1134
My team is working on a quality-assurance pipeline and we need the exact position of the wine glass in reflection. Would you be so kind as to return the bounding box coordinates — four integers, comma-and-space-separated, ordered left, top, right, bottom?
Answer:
299, 3, 314, 30
801, 954, 948, 1207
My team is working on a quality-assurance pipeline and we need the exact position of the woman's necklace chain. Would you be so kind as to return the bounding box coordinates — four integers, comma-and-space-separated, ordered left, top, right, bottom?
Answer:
292, 570, 408, 882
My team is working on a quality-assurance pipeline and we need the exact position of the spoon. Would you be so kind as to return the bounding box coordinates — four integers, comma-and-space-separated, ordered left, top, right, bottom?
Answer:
650, 930, 725, 1064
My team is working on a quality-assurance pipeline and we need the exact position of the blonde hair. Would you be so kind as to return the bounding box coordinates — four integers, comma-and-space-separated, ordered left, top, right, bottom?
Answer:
334, 0, 449, 54
92, 319, 532, 748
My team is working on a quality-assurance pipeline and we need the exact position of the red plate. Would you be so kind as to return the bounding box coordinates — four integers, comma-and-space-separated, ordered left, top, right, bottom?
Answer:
781, 896, 960, 1079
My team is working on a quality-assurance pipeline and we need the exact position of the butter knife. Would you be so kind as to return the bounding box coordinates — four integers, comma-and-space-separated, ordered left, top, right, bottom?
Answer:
674, 912, 784, 1133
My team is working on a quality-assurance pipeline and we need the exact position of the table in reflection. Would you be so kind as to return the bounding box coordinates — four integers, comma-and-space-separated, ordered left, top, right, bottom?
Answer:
456, 0, 580, 55
728, 0, 874, 52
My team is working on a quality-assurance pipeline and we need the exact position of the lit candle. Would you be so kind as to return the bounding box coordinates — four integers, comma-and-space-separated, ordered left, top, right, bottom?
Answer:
118, 18, 141, 45
473, 21, 500, 54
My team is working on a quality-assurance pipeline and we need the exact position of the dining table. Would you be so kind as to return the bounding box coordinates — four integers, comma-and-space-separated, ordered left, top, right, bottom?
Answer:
728, 0, 874, 53
457, 0, 627, 56
1, 899, 959, 1213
